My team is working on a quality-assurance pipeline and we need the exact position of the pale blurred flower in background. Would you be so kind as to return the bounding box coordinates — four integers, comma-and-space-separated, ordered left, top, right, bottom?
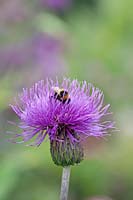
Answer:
40, 0, 71, 11
87, 196, 113, 200
0, 0, 31, 25
0, 32, 68, 80
31, 32, 68, 78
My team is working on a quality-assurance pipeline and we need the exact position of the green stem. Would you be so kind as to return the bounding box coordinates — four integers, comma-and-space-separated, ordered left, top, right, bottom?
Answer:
60, 166, 71, 200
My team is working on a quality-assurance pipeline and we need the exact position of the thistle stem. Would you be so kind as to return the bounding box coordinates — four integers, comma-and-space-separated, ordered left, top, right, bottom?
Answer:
60, 166, 71, 200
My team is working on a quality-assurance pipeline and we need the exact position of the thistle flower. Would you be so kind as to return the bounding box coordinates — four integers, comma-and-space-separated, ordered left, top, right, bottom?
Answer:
10, 78, 114, 166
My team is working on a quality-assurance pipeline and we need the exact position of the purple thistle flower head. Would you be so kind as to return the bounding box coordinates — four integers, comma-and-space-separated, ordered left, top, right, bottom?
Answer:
10, 78, 114, 166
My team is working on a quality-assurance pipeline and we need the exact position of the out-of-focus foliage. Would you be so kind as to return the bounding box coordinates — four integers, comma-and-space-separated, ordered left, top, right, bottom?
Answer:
0, 0, 133, 200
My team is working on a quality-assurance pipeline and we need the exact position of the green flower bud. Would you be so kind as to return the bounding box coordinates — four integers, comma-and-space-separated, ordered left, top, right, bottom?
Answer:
50, 128, 84, 166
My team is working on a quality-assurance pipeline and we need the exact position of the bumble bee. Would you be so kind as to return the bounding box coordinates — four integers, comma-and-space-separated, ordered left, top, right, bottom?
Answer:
52, 87, 71, 104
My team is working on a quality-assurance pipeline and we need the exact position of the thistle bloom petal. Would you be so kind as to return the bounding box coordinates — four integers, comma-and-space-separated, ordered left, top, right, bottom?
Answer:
10, 78, 114, 166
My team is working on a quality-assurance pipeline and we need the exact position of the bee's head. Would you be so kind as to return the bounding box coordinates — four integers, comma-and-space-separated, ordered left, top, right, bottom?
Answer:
52, 86, 60, 94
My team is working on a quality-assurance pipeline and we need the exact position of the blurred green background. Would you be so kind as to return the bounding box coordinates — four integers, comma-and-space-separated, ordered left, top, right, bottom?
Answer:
0, 0, 133, 200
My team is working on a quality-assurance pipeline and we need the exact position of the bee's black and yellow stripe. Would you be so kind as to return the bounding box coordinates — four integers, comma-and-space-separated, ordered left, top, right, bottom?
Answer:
53, 88, 70, 104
